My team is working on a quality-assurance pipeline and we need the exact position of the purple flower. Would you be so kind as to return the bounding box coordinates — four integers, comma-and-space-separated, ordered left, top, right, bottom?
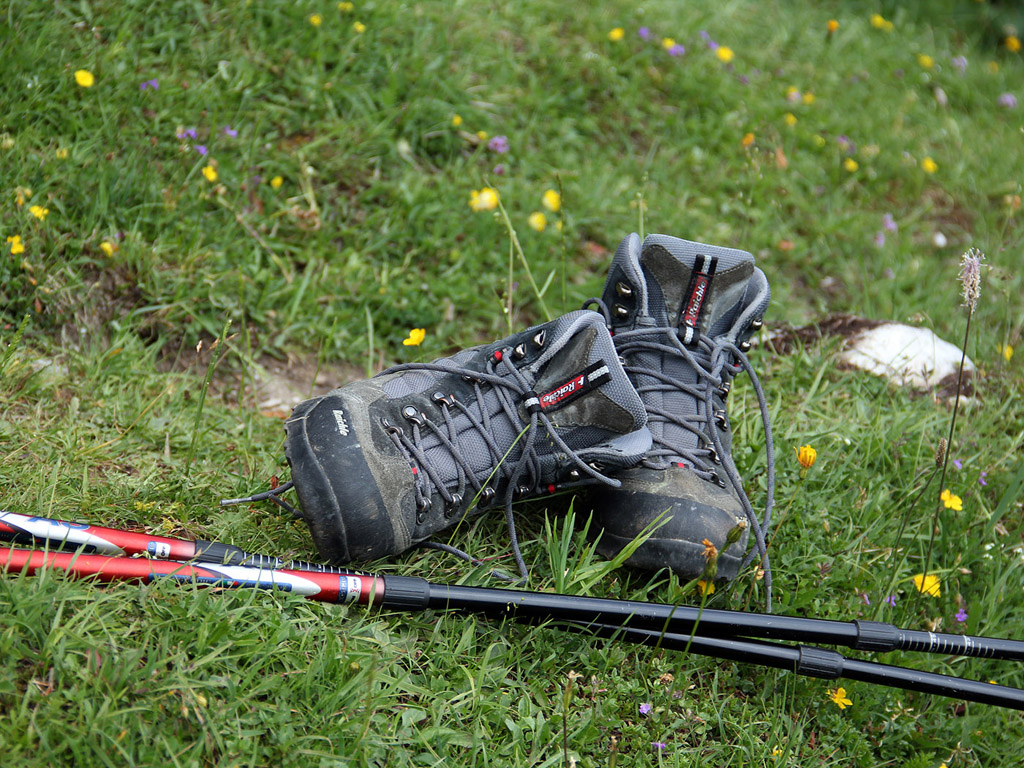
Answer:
139, 78, 159, 91
639, 702, 652, 715
956, 607, 968, 622
998, 93, 1018, 109
884, 594, 898, 607
668, 43, 685, 57
952, 55, 968, 74
195, 144, 208, 156
487, 135, 509, 154
700, 30, 711, 42
874, 232, 886, 248
176, 127, 198, 140
882, 213, 898, 233
979, 471, 988, 486
837, 135, 856, 154
638, 27, 652, 41
492, 164, 506, 176
223, 125, 238, 138
652, 742, 667, 751
952, 458, 962, 470
860, 592, 871, 606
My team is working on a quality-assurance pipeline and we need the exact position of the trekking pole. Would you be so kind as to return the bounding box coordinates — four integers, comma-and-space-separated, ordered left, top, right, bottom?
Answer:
3, 508, 1024, 662
3, 544, 1023, 711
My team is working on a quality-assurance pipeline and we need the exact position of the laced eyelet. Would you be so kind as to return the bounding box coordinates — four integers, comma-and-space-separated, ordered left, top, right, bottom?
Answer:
711, 472, 727, 489
402, 406, 424, 425
381, 417, 403, 436
479, 487, 496, 505
444, 493, 463, 517
613, 304, 629, 319
532, 330, 546, 348
416, 497, 431, 523
615, 281, 633, 298
714, 408, 729, 431
717, 381, 731, 398
750, 317, 764, 331
739, 340, 752, 353
567, 469, 581, 481
431, 391, 454, 407
513, 484, 532, 499
512, 343, 527, 361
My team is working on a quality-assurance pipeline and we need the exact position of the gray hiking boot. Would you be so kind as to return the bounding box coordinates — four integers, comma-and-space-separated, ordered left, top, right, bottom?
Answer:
284, 310, 651, 580
582, 233, 775, 589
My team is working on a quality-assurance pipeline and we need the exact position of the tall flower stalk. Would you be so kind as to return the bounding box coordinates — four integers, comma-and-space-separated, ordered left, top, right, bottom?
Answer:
922, 249, 984, 586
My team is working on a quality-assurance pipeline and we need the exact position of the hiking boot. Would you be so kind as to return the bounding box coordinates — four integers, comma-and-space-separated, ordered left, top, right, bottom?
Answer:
284, 310, 651, 580
581, 233, 775, 587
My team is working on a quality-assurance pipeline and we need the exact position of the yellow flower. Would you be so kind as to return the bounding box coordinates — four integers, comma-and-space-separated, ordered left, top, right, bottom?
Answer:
697, 579, 716, 596
402, 328, 426, 346
716, 46, 734, 63
337, 1, 354, 11
29, 205, 49, 220
542, 189, 561, 212
826, 19, 839, 34
843, 158, 859, 172
528, 212, 547, 232
74, 69, 95, 88
100, 241, 116, 256
608, 28, 625, 42
1007, 36, 1021, 53
15, 187, 32, 206
828, 687, 853, 709
784, 112, 797, 127
913, 573, 941, 597
940, 489, 963, 511
918, 54, 934, 69
921, 157, 938, 174
870, 14, 893, 31
1002, 344, 1014, 362
353, 21, 366, 33
813, 134, 826, 148
309, 13, 322, 26
451, 114, 463, 127
469, 187, 499, 212
771, 746, 784, 759
987, 61, 1000, 74
202, 165, 218, 182
270, 175, 283, 189
475, 130, 488, 141
741, 132, 755, 148
796, 444, 817, 469
662, 37, 676, 50
56, 148, 69, 160
6, 235, 25, 255
802, 91, 815, 105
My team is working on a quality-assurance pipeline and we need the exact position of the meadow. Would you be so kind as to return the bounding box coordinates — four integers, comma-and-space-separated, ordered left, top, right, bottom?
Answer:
2, 1, 1023, 765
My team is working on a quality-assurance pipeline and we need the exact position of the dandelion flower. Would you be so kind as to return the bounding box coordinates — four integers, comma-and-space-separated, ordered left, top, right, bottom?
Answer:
826, 19, 839, 35
870, 14, 893, 31
100, 241, 116, 256
843, 157, 859, 172
338, 1, 354, 11
828, 687, 853, 709
921, 157, 938, 174
741, 132, 755, 148
6, 235, 25, 255
451, 114, 463, 127
796, 444, 817, 469
716, 46, 734, 63
15, 187, 32, 206
697, 579, 716, 596
270, 175, 283, 189
1007, 36, 1021, 53
987, 61, 1000, 74
542, 189, 561, 212
29, 205, 49, 221
74, 69, 95, 88
918, 54, 934, 70
56, 147, 69, 159
469, 187, 499, 212
608, 28, 625, 42
913, 573, 941, 597
1002, 344, 1014, 362
202, 165, 218, 182
661, 37, 677, 51
353, 21, 366, 33
784, 112, 797, 127
802, 92, 815, 105
309, 13, 322, 26
475, 130, 488, 141
940, 489, 963, 511
528, 212, 547, 232
402, 328, 426, 346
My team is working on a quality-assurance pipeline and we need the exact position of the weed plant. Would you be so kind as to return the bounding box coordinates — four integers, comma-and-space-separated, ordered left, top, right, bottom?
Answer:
2, 1, 1023, 766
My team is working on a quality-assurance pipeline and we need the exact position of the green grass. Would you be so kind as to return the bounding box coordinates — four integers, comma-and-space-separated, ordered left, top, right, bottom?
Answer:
2, 0, 1024, 765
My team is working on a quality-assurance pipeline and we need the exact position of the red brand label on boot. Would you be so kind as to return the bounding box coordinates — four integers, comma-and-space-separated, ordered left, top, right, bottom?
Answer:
532, 361, 612, 412
679, 254, 719, 344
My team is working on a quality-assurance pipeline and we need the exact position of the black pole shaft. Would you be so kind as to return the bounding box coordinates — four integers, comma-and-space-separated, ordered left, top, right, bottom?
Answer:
403, 579, 1024, 662
569, 622, 1024, 711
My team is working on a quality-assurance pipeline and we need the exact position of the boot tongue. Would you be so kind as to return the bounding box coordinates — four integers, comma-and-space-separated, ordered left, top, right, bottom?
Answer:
639, 235, 755, 342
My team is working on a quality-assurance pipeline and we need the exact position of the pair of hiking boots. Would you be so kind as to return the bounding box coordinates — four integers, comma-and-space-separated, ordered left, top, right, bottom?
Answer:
283, 234, 774, 589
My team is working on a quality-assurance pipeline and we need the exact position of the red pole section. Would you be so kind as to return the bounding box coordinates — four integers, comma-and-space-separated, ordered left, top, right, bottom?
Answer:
0, 547, 383, 606
0, 510, 195, 559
